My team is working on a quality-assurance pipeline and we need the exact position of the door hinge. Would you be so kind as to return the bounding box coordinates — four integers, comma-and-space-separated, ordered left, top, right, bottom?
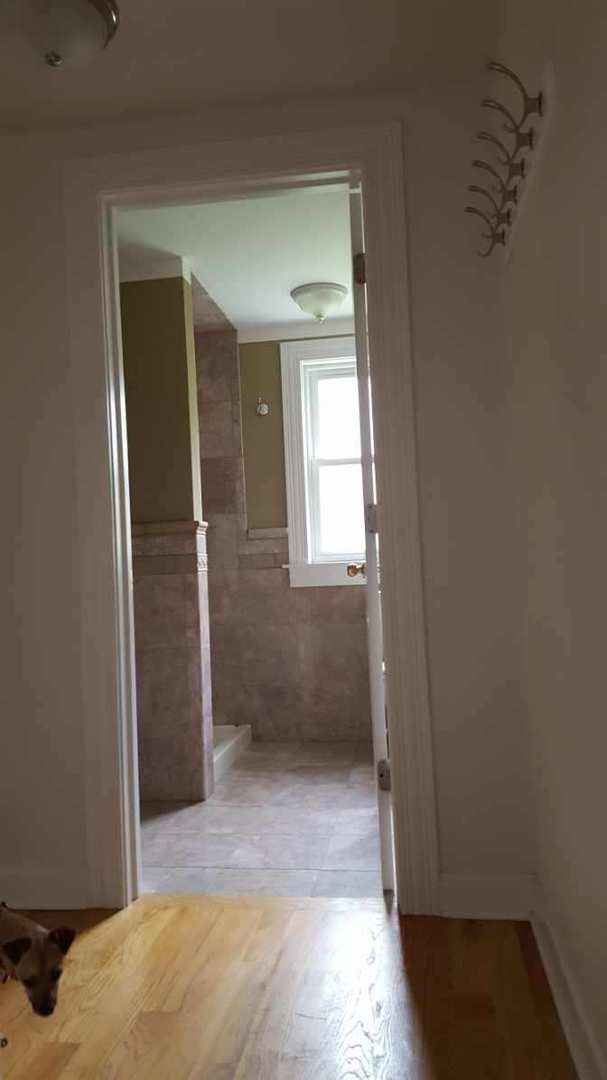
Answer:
377, 757, 391, 792
353, 252, 366, 285
365, 502, 378, 534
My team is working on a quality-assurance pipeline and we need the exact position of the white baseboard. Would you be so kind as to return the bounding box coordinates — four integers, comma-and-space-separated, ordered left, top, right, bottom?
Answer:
2, 866, 89, 910
532, 898, 606, 1080
439, 873, 537, 920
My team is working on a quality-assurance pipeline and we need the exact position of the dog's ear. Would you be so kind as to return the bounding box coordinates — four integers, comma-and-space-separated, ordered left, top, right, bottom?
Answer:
49, 927, 76, 956
3, 937, 31, 966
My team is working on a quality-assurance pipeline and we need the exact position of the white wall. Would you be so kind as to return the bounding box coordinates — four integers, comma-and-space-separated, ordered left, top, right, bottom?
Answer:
0, 151, 88, 904
403, 93, 534, 882
0, 82, 533, 906
498, 0, 607, 1063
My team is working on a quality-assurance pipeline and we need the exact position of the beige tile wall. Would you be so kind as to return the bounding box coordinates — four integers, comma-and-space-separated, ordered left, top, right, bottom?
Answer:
196, 328, 371, 742
133, 522, 214, 800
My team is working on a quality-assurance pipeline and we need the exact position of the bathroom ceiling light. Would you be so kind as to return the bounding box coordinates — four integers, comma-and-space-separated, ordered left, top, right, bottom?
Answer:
290, 282, 348, 322
20, 0, 120, 68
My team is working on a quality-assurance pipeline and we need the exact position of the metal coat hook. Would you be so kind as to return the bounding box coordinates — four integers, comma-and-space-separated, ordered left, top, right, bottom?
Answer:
509, 126, 534, 155
476, 141, 526, 191
464, 207, 505, 258
476, 130, 525, 173
464, 204, 497, 232
478, 228, 506, 258
467, 185, 511, 228
481, 96, 520, 135
487, 61, 543, 126
466, 60, 544, 257
472, 160, 518, 204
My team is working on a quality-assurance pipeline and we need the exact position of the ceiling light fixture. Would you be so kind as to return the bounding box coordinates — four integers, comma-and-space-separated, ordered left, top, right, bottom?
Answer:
290, 282, 348, 322
20, 0, 120, 68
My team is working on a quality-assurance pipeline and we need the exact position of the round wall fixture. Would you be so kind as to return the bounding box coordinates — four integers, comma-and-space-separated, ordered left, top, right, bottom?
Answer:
290, 282, 348, 322
20, 0, 120, 68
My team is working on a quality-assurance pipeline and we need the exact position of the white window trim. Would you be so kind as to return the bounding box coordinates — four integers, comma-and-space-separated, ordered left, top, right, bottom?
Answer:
280, 336, 365, 588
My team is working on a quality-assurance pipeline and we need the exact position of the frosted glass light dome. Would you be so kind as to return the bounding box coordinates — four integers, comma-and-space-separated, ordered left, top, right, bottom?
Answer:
19, 0, 119, 67
290, 282, 348, 322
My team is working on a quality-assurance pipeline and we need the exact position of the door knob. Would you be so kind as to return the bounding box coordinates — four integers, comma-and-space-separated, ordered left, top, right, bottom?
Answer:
346, 562, 367, 577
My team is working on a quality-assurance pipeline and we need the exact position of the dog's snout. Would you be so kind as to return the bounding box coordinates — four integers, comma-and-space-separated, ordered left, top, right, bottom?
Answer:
34, 1001, 55, 1017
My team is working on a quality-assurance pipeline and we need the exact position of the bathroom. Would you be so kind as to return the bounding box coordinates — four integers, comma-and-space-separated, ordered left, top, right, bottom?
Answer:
117, 186, 383, 897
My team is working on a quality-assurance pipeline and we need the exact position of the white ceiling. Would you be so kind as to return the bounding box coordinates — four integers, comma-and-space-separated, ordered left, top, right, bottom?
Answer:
0, 0, 499, 130
117, 186, 354, 336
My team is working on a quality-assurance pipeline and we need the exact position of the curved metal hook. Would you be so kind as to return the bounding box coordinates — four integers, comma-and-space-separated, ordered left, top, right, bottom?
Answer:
476, 131, 526, 187
464, 207, 506, 258
478, 228, 506, 258
472, 159, 519, 203
482, 97, 520, 134
488, 61, 543, 125
468, 184, 500, 216
465, 205, 495, 232
468, 186, 512, 227
477, 129, 514, 167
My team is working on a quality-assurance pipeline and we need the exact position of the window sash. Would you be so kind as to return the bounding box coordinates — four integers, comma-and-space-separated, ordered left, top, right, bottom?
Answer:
280, 336, 366, 587
307, 460, 365, 563
302, 359, 365, 563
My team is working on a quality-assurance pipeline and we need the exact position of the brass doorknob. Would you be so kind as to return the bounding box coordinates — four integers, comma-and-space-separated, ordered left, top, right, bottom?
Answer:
346, 562, 367, 577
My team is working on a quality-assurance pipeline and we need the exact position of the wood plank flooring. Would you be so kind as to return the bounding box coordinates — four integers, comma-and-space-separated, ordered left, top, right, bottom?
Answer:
0, 897, 577, 1078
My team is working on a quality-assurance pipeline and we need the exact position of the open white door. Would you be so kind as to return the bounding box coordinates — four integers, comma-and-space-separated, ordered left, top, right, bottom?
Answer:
349, 186, 395, 895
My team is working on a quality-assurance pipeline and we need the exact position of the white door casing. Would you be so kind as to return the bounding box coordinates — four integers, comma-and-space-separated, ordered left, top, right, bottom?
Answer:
349, 187, 395, 893
63, 122, 439, 913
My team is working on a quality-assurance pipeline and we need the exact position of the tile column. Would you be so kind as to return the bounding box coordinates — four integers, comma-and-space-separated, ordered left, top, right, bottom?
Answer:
132, 521, 213, 801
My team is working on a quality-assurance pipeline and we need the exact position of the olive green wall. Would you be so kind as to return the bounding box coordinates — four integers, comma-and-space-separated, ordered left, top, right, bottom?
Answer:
121, 277, 203, 524
239, 341, 287, 530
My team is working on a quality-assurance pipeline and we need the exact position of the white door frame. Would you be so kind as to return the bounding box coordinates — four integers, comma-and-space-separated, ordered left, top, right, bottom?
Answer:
63, 121, 439, 914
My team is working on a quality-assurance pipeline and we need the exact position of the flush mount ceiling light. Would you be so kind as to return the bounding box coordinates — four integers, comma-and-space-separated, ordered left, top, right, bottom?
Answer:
20, 0, 120, 68
290, 282, 348, 322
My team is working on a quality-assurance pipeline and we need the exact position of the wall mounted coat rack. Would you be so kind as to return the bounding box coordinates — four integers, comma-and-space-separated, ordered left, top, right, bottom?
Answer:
466, 61, 544, 257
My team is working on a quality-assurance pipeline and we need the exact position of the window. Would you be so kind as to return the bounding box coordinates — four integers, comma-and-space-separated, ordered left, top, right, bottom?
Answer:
280, 337, 365, 586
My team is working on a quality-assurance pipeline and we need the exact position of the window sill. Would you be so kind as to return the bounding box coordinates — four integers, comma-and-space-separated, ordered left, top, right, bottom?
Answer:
287, 561, 366, 588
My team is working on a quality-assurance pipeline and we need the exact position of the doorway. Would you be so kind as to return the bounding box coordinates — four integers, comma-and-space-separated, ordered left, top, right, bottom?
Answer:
116, 182, 391, 898
65, 123, 438, 912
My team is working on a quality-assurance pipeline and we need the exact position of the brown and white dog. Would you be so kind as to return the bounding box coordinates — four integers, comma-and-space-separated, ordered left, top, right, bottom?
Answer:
0, 903, 75, 1017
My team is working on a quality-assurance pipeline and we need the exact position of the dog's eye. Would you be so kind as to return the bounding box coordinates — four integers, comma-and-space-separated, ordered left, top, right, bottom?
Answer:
50, 968, 62, 981
23, 978, 36, 990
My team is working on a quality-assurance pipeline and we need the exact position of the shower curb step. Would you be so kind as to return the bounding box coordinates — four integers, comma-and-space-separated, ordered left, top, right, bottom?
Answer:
213, 724, 253, 783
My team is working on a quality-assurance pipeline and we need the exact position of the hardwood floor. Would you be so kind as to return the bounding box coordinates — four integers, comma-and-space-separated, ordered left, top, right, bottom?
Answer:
0, 897, 576, 1078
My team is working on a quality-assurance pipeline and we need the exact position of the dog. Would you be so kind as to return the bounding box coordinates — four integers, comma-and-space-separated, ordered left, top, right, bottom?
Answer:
0, 903, 75, 1017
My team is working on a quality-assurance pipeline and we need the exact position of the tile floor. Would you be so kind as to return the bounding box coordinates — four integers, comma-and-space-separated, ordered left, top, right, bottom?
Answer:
140, 739, 382, 897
